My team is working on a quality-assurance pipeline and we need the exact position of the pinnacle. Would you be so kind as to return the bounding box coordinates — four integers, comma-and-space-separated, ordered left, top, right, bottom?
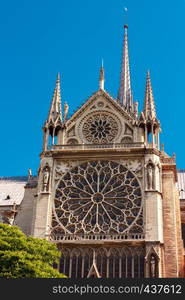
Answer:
143, 70, 156, 120
46, 73, 62, 124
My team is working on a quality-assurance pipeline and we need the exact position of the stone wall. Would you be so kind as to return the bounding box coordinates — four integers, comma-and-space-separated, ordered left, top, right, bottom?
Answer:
14, 185, 37, 236
162, 168, 184, 277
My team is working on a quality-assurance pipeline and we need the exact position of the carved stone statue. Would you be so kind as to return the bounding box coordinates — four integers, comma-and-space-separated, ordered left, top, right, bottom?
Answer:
147, 165, 153, 190
150, 255, 156, 277
28, 168, 32, 179
43, 166, 50, 192
64, 102, 69, 121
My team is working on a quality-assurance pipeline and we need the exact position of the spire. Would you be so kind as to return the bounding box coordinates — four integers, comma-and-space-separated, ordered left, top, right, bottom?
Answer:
143, 71, 156, 120
99, 59, 105, 90
118, 25, 133, 111
47, 73, 62, 123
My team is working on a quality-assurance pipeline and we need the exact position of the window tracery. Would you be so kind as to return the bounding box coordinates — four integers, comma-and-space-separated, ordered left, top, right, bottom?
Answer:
52, 161, 143, 236
82, 113, 119, 144
59, 246, 145, 278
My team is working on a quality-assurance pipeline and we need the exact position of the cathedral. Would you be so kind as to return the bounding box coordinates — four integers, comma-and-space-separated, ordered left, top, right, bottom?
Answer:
0, 25, 184, 278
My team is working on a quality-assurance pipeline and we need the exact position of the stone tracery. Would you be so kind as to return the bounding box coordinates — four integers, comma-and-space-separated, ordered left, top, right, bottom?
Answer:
59, 246, 145, 278
52, 160, 143, 236
82, 113, 119, 143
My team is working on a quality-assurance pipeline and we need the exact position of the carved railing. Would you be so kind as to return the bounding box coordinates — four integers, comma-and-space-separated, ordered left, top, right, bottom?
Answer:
160, 157, 176, 164
48, 142, 144, 151
50, 233, 145, 242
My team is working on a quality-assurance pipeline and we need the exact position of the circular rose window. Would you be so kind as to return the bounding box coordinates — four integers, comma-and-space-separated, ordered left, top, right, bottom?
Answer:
53, 161, 143, 235
82, 113, 119, 144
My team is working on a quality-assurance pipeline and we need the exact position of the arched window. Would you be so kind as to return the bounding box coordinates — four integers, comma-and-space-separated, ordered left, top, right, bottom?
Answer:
59, 246, 145, 278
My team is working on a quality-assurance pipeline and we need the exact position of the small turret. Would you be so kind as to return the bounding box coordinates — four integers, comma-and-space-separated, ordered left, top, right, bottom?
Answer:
144, 71, 156, 120
141, 71, 160, 149
42, 73, 63, 150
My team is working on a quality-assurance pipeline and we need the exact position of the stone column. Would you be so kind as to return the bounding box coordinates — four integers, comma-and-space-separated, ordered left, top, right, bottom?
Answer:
145, 125, 148, 147
32, 159, 53, 239
151, 124, 155, 148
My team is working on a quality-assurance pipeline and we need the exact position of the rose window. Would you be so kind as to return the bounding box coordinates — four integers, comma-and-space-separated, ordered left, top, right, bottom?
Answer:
53, 161, 143, 236
82, 113, 119, 143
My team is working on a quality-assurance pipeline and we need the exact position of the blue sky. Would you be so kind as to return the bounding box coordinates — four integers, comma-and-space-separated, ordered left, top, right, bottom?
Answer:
0, 0, 185, 176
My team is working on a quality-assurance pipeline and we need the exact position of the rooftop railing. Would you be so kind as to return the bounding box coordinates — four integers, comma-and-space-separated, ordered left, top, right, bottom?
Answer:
50, 233, 145, 243
48, 142, 145, 151
160, 157, 176, 164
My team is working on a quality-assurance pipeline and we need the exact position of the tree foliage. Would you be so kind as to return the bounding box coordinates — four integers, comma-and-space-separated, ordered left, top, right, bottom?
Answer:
0, 224, 66, 278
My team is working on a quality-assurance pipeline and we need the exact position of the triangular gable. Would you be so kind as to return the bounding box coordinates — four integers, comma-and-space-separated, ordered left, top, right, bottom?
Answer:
145, 246, 160, 261
66, 89, 134, 129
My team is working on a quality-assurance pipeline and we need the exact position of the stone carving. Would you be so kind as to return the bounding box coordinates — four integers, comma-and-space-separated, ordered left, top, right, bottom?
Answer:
123, 159, 143, 180
42, 165, 50, 192
97, 101, 104, 108
64, 102, 69, 121
67, 138, 78, 145
67, 126, 75, 137
121, 136, 133, 143
147, 164, 154, 190
150, 255, 156, 277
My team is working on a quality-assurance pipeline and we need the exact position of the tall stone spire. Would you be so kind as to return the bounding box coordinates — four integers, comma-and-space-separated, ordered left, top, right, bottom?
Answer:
143, 71, 156, 120
118, 25, 133, 111
47, 73, 62, 123
99, 59, 105, 90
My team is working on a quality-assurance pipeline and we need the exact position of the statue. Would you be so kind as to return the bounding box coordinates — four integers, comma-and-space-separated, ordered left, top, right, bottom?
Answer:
64, 102, 69, 121
43, 166, 50, 192
150, 255, 156, 277
28, 168, 32, 179
147, 165, 153, 190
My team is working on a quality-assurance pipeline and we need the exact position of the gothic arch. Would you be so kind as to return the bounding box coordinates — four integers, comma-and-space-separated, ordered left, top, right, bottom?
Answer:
145, 246, 160, 278
121, 136, 133, 143
67, 138, 78, 145
59, 246, 145, 278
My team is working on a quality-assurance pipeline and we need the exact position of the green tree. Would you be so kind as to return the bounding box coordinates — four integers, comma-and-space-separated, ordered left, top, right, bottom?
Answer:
0, 224, 66, 278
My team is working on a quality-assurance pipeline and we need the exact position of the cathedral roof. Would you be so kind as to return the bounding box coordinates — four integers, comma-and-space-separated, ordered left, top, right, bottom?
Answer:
0, 177, 28, 206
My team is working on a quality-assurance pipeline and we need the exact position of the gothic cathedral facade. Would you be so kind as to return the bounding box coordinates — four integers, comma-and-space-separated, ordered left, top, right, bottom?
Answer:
32, 25, 184, 278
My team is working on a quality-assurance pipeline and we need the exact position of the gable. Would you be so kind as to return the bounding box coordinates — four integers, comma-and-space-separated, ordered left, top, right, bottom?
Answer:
65, 90, 134, 144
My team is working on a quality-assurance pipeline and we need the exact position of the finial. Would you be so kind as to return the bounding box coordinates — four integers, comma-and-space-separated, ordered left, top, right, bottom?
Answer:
172, 152, 176, 159
99, 59, 105, 90
101, 58, 104, 68
57, 72, 60, 81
